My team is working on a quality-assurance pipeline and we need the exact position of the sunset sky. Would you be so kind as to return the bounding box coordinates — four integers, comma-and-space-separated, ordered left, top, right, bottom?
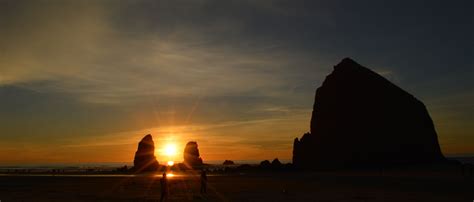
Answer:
0, 0, 472, 164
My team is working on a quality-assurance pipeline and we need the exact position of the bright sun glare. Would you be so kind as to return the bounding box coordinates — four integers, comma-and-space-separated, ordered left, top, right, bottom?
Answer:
163, 143, 177, 157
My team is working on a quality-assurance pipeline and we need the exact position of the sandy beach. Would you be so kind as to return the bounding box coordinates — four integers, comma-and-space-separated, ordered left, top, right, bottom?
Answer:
1, 170, 472, 201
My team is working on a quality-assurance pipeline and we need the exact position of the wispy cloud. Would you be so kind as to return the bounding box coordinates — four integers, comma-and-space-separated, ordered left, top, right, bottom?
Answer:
0, 0, 326, 106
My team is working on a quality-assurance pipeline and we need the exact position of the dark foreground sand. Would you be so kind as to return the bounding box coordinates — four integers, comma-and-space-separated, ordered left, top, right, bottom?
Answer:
0, 171, 472, 201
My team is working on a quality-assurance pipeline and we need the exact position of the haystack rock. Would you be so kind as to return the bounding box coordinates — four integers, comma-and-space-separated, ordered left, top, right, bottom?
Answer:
183, 141, 203, 168
133, 134, 159, 172
293, 58, 446, 169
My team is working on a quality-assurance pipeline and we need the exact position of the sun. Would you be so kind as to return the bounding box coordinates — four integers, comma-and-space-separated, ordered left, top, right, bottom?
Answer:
163, 143, 178, 157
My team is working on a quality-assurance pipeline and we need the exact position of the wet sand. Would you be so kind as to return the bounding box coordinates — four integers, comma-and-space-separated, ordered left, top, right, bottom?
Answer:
0, 171, 472, 201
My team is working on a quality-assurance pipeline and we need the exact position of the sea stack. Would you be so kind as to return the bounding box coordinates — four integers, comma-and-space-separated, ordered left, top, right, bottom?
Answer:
133, 134, 159, 172
293, 58, 446, 169
183, 141, 203, 168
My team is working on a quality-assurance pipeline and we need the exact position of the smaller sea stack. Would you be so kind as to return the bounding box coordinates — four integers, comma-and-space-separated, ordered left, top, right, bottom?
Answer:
133, 134, 159, 172
183, 141, 203, 168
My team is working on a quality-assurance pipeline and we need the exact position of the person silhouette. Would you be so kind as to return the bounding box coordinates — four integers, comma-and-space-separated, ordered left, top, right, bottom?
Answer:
200, 170, 207, 194
160, 172, 168, 202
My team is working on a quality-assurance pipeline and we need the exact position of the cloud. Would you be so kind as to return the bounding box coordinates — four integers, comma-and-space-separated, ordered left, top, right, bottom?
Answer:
0, 0, 331, 106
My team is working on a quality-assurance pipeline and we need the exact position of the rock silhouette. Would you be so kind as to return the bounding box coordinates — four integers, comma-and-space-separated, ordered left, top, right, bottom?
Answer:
223, 160, 235, 165
293, 58, 446, 169
133, 134, 159, 172
271, 158, 282, 167
260, 160, 271, 168
183, 141, 203, 168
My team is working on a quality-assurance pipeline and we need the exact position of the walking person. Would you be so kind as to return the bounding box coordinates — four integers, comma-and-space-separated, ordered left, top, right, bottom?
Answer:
160, 172, 169, 202
200, 170, 207, 194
